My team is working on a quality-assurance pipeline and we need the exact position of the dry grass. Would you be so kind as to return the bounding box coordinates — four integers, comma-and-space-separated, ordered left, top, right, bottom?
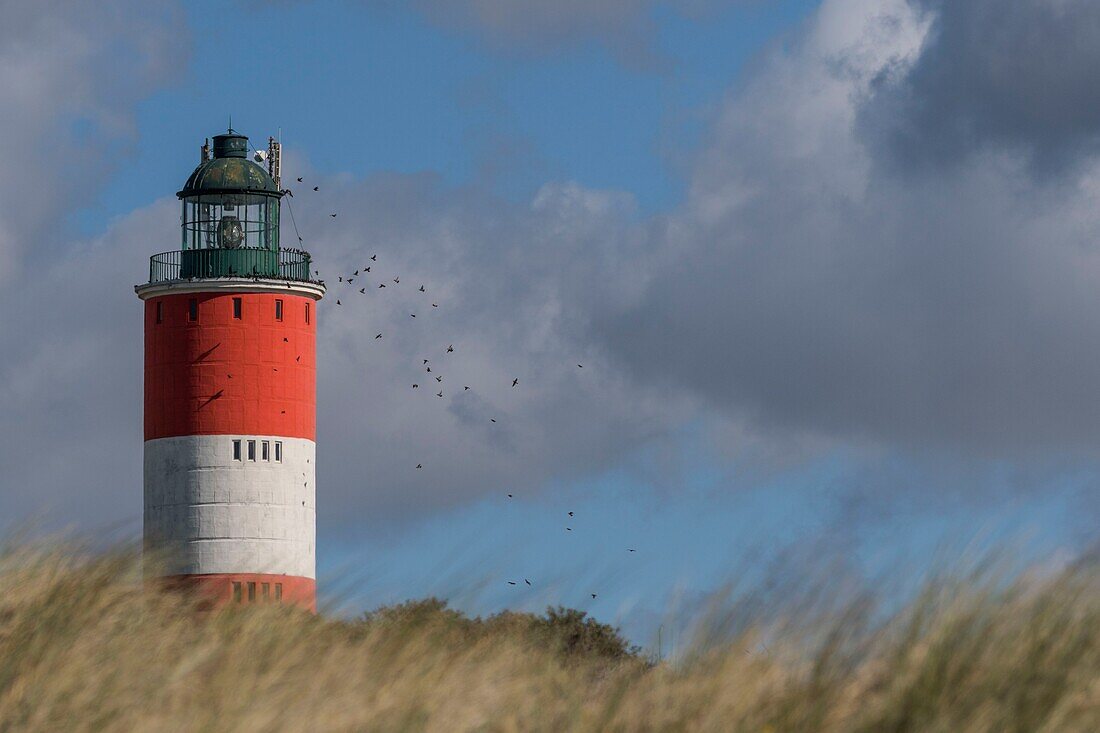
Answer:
0, 543, 1096, 732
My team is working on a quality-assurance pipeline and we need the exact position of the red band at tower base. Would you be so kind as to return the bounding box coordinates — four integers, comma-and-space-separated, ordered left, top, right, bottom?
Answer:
159, 574, 317, 612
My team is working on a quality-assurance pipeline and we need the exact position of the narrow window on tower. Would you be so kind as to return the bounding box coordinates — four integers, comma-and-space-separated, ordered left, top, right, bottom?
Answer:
262, 582, 270, 601
233, 439, 242, 461
188, 298, 198, 322
305, 302, 310, 325
275, 299, 283, 321
262, 441, 270, 461
275, 583, 283, 601
248, 582, 256, 602
232, 582, 242, 603
155, 301, 163, 324
247, 440, 256, 461
233, 297, 242, 319
274, 442, 282, 462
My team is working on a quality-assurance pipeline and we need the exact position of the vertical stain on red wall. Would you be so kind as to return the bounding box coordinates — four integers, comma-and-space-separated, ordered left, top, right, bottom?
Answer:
145, 292, 317, 441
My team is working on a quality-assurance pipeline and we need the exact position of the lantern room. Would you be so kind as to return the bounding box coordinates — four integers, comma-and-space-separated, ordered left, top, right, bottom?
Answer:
175, 130, 284, 279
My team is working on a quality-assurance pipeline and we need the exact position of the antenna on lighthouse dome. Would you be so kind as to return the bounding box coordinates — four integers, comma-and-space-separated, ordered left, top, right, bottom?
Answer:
267, 135, 281, 188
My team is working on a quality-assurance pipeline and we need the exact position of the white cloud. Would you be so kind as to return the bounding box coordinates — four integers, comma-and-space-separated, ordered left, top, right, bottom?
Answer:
0, 1, 187, 281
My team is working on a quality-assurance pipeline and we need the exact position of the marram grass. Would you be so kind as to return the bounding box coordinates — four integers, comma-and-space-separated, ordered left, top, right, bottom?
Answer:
0, 544, 1096, 732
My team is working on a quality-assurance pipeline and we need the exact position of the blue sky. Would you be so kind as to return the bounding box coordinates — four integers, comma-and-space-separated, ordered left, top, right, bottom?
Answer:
84, 0, 817, 229
3, 0, 1098, 649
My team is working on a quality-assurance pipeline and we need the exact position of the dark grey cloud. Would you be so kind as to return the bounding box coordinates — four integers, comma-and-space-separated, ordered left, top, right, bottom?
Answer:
602, 0, 1100, 458
859, 0, 1100, 173
294, 170, 687, 521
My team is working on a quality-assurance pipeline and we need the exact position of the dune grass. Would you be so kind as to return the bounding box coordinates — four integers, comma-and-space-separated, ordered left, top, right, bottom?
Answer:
0, 543, 1095, 732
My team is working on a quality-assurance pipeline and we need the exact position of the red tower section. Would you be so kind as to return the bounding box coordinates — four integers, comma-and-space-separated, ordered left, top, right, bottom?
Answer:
144, 292, 316, 441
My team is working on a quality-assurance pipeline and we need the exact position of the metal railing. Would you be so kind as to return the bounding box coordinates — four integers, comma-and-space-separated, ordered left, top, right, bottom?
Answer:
147, 247, 318, 284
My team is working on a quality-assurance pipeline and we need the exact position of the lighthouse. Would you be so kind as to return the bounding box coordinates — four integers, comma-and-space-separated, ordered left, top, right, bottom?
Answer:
136, 129, 325, 611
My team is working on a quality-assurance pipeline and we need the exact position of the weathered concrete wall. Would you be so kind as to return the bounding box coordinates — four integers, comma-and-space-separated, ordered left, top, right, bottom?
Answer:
144, 435, 315, 578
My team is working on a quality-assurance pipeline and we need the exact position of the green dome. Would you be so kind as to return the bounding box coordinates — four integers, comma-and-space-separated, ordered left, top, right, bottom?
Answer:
177, 157, 279, 198
177, 132, 280, 198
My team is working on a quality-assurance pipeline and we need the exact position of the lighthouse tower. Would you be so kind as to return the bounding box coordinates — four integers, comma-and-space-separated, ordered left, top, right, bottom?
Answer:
136, 130, 324, 611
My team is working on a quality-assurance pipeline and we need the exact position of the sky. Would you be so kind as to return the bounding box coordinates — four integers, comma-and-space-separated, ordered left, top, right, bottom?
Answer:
1, 0, 1098, 647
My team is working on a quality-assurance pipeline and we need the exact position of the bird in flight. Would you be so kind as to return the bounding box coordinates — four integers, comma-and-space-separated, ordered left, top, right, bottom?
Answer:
329, 213, 337, 218
296, 177, 303, 182
378, 283, 386, 288
578, 364, 583, 368
435, 376, 443, 382
591, 593, 597, 599
423, 359, 430, 365
412, 384, 419, 389
524, 579, 531, 586
336, 299, 341, 306
464, 386, 470, 391
507, 494, 513, 498
375, 333, 382, 339
512, 378, 519, 387
437, 390, 443, 398
359, 288, 365, 294
348, 278, 354, 283
354, 270, 359, 276
490, 419, 496, 423
416, 464, 422, 469
508, 581, 516, 586
628, 549, 636, 552
447, 345, 454, 353
419, 285, 425, 292
568, 512, 574, 517
566, 527, 572, 531
313, 186, 319, 191
410, 314, 417, 318
432, 303, 439, 308
393, 277, 400, 284
371, 254, 377, 261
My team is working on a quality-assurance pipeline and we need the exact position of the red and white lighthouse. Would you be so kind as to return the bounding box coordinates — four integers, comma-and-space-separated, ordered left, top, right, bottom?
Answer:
136, 130, 324, 611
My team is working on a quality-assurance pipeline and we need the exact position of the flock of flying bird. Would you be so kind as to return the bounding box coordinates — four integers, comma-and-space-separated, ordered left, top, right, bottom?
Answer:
289, 175, 636, 601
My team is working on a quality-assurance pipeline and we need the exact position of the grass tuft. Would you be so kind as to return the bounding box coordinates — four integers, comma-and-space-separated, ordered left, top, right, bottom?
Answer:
0, 544, 1095, 731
